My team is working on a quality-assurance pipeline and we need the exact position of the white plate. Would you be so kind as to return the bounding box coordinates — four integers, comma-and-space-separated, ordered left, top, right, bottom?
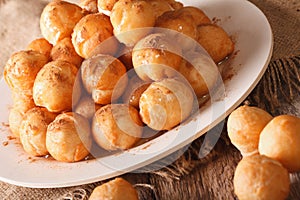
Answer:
0, 0, 273, 188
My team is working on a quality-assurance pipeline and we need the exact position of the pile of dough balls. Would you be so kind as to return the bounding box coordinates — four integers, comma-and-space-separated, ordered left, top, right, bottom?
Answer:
4, 0, 235, 163
227, 105, 300, 199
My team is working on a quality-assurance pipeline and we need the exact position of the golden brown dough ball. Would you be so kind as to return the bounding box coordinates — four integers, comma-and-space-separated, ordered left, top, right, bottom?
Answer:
74, 96, 102, 120
197, 24, 234, 63
122, 75, 150, 109
178, 7, 211, 26
234, 154, 290, 200
50, 37, 83, 68
26, 38, 53, 59
178, 53, 219, 97
139, 78, 194, 131
4, 50, 48, 95
92, 104, 143, 151
227, 106, 273, 156
33, 60, 81, 113
81, 54, 128, 105
46, 112, 92, 162
155, 9, 198, 51
40, 1, 85, 45
72, 13, 118, 59
8, 108, 25, 137
110, 0, 156, 46
80, 0, 98, 13
89, 178, 138, 200
19, 107, 57, 157
132, 33, 182, 81
259, 115, 300, 172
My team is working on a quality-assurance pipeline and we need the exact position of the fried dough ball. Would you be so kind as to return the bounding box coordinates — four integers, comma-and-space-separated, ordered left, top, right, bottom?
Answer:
33, 60, 81, 113
155, 9, 198, 51
74, 96, 102, 120
259, 115, 300, 172
80, 0, 98, 13
178, 53, 219, 97
89, 178, 138, 200
227, 106, 273, 156
179, 7, 211, 26
132, 33, 182, 81
50, 37, 83, 68
92, 104, 143, 151
234, 154, 290, 200
72, 13, 118, 59
197, 24, 234, 63
26, 38, 53, 59
4, 50, 48, 95
110, 0, 156, 46
8, 108, 25, 137
46, 112, 92, 162
139, 78, 194, 131
19, 107, 57, 157
81, 54, 128, 104
122, 75, 150, 109
40, 1, 85, 45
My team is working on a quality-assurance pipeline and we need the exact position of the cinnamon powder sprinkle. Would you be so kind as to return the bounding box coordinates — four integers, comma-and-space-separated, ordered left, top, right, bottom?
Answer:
2, 141, 8, 146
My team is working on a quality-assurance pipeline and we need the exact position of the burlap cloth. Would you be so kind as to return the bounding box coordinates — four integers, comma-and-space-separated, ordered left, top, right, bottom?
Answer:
0, 0, 299, 199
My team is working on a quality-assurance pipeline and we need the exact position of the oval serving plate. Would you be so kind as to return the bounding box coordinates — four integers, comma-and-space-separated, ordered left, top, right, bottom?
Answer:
0, 0, 273, 188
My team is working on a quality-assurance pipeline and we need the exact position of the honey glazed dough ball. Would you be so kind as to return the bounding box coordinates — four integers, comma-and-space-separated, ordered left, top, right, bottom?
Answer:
89, 178, 138, 200
50, 37, 83, 68
122, 75, 151, 109
74, 96, 102, 120
259, 115, 300, 172
178, 6, 211, 26
40, 1, 85, 45
178, 53, 219, 97
80, 0, 98, 13
234, 154, 290, 200
132, 33, 182, 81
4, 50, 48, 95
46, 112, 92, 162
139, 78, 194, 131
26, 38, 53, 60
197, 24, 235, 63
227, 105, 273, 156
72, 13, 118, 59
81, 54, 128, 105
110, 0, 156, 46
155, 8, 199, 51
33, 60, 81, 113
92, 104, 143, 151
19, 107, 57, 157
